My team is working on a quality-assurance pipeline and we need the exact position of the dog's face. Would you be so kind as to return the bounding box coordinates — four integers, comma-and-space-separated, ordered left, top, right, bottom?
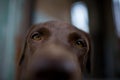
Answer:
17, 21, 91, 80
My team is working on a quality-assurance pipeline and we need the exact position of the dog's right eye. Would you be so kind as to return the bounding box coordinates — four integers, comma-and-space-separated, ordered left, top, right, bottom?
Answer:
31, 32, 42, 40
68, 32, 87, 48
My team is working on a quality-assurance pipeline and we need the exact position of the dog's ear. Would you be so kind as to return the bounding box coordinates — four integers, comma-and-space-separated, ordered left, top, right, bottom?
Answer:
16, 26, 36, 80
18, 35, 27, 66
18, 25, 36, 66
85, 38, 92, 74
16, 34, 28, 80
82, 32, 93, 75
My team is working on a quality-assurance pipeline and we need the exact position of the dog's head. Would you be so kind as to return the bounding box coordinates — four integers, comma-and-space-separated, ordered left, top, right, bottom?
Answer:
17, 21, 92, 80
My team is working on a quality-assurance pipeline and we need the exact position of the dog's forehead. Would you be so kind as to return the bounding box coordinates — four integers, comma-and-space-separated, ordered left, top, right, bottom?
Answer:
30, 21, 85, 35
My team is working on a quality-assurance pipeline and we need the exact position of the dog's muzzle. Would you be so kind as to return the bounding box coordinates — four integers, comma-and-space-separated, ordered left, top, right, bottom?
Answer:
26, 58, 79, 80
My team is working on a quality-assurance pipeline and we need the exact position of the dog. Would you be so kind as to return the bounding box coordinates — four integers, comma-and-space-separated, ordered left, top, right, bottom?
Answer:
16, 21, 91, 80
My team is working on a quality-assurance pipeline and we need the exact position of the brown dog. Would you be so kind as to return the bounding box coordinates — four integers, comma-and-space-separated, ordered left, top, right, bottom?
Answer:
16, 21, 91, 80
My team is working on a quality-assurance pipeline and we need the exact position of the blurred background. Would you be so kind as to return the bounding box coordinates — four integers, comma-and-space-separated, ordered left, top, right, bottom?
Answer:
0, 0, 120, 80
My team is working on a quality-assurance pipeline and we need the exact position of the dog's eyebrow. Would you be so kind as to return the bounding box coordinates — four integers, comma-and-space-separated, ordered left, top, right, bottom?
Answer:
68, 32, 82, 39
32, 27, 48, 31
31, 27, 50, 34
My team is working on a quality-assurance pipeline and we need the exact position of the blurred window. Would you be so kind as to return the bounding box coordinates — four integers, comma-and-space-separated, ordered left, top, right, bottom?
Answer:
71, 2, 89, 33
113, 0, 120, 37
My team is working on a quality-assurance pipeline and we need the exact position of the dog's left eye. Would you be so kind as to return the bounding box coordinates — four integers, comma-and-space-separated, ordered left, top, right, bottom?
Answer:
31, 32, 42, 40
74, 39, 85, 48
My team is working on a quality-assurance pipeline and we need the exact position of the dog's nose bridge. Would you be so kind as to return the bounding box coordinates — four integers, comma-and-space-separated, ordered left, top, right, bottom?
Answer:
45, 43, 70, 57
32, 43, 80, 69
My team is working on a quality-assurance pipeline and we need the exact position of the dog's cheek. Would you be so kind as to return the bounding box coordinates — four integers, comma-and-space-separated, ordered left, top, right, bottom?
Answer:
27, 43, 37, 55
18, 56, 29, 80
76, 51, 87, 72
78, 56, 84, 72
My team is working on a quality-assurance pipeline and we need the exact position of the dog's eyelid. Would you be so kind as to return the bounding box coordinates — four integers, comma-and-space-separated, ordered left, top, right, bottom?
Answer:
30, 31, 43, 40
68, 32, 88, 48
38, 27, 50, 35
68, 32, 82, 42
30, 28, 50, 41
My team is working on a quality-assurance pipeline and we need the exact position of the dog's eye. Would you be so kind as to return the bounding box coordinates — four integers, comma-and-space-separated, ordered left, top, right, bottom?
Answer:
68, 32, 87, 48
31, 32, 42, 40
75, 39, 84, 47
74, 39, 86, 48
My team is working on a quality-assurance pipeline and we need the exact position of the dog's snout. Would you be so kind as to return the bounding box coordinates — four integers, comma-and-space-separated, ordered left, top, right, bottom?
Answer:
28, 59, 76, 80
31, 58, 76, 72
34, 65, 71, 80
25, 44, 82, 80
